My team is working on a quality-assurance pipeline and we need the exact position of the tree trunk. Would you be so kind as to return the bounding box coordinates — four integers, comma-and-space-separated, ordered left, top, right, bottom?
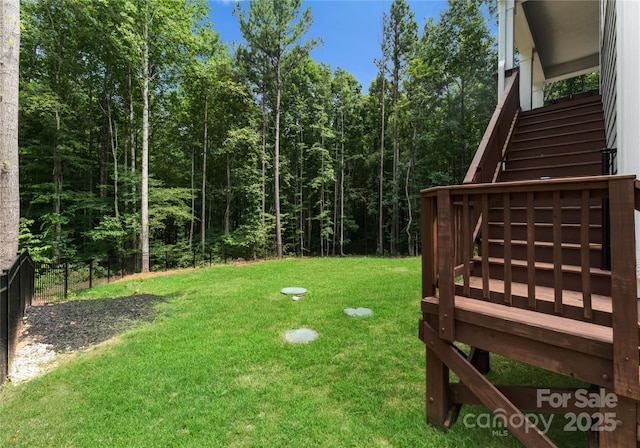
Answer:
140, 9, 150, 272
378, 75, 386, 256
128, 71, 137, 254
0, 0, 20, 269
340, 109, 345, 256
108, 101, 119, 218
320, 143, 325, 257
260, 94, 267, 256
274, 69, 283, 258
224, 153, 231, 234
404, 156, 413, 257
391, 77, 399, 255
0, 0, 20, 268
201, 92, 208, 252
129, 71, 136, 176
332, 142, 338, 256
405, 120, 417, 257
298, 136, 304, 256
100, 97, 109, 199
189, 144, 195, 247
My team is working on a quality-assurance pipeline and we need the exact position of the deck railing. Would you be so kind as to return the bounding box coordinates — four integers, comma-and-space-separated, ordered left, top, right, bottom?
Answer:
421, 174, 640, 399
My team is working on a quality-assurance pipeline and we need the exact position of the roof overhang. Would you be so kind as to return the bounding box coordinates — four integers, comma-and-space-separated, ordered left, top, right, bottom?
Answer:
516, 0, 600, 82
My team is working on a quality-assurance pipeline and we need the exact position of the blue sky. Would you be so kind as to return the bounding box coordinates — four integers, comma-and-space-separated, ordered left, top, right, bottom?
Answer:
207, 0, 448, 91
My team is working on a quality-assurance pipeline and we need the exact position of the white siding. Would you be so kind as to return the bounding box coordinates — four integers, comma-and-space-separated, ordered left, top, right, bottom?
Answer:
601, 0, 617, 152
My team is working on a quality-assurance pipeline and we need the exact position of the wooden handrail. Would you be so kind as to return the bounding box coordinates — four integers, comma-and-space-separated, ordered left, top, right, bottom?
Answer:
421, 174, 634, 198
464, 69, 520, 184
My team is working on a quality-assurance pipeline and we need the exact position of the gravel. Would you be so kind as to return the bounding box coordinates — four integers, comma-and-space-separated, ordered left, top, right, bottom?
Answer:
8, 294, 164, 383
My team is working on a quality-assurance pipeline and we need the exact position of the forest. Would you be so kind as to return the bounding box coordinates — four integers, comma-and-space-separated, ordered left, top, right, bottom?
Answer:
18, 0, 498, 266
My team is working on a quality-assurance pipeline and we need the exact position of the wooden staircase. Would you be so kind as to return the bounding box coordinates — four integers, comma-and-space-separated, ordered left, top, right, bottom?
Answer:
500, 93, 605, 182
464, 93, 613, 308
418, 71, 640, 447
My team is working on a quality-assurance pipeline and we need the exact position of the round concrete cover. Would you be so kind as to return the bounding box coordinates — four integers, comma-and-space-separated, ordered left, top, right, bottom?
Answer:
285, 328, 319, 343
343, 307, 373, 317
281, 287, 307, 295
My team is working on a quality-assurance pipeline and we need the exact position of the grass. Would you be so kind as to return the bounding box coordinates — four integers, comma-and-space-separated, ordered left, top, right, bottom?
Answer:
0, 257, 588, 447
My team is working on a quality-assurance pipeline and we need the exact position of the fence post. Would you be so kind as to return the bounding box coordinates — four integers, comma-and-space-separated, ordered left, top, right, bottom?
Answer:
0, 270, 8, 384
193, 251, 196, 269
89, 259, 93, 289
107, 258, 111, 283
64, 262, 69, 299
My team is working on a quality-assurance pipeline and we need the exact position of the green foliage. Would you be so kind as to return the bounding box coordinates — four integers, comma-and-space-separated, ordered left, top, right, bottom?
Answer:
544, 72, 600, 103
16, 0, 552, 259
85, 215, 131, 258
19, 218, 52, 263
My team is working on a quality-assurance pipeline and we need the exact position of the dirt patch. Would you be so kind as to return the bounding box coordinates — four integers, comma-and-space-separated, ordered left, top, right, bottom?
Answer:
8, 294, 164, 384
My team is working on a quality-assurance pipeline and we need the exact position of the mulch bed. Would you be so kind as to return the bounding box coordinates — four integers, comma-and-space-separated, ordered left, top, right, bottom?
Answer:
21, 294, 165, 352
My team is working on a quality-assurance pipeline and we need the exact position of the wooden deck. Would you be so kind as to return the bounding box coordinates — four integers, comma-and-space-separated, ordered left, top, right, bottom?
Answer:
419, 175, 640, 447
418, 71, 640, 447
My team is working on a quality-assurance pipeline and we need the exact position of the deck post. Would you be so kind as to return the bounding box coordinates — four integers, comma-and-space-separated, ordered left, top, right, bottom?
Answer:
425, 340, 451, 428
437, 188, 455, 342
597, 392, 637, 447
608, 177, 640, 401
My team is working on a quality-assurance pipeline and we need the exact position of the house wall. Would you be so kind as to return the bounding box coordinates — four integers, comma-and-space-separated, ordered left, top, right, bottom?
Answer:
600, 0, 616, 152
612, 0, 640, 275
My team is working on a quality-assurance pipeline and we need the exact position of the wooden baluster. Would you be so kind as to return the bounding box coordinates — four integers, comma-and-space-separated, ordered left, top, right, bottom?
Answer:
455, 204, 463, 268
421, 193, 436, 298
462, 194, 471, 296
503, 193, 512, 305
481, 194, 490, 299
527, 192, 536, 309
552, 191, 563, 314
580, 190, 592, 319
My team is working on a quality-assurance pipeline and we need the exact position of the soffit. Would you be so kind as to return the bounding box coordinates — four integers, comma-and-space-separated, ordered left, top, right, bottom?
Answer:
519, 0, 599, 80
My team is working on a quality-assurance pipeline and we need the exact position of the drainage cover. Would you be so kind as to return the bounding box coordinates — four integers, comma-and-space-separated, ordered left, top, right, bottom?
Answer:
284, 328, 319, 343
343, 307, 373, 317
280, 287, 307, 296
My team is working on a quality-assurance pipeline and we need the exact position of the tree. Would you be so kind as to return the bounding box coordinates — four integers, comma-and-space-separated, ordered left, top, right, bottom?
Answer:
427, 0, 496, 181
15, 0, 498, 262
375, 16, 389, 256
332, 68, 362, 255
105, 0, 209, 271
382, 0, 417, 254
0, 0, 20, 268
234, 0, 319, 258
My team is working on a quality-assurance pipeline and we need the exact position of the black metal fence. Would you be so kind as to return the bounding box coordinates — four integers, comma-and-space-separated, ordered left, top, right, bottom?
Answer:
1, 251, 35, 385
34, 249, 219, 304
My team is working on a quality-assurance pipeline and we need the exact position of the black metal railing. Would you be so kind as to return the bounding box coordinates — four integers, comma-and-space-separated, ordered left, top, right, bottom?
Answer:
601, 148, 617, 270
1, 250, 35, 385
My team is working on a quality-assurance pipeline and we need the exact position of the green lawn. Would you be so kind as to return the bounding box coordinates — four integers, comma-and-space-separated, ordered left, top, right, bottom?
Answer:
0, 257, 587, 447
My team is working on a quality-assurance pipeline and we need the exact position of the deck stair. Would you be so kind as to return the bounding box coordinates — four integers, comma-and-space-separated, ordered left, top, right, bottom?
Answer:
500, 93, 606, 182
466, 92, 612, 304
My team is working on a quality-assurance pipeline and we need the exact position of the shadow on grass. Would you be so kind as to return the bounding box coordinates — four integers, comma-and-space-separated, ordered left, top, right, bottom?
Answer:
22, 294, 168, 352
